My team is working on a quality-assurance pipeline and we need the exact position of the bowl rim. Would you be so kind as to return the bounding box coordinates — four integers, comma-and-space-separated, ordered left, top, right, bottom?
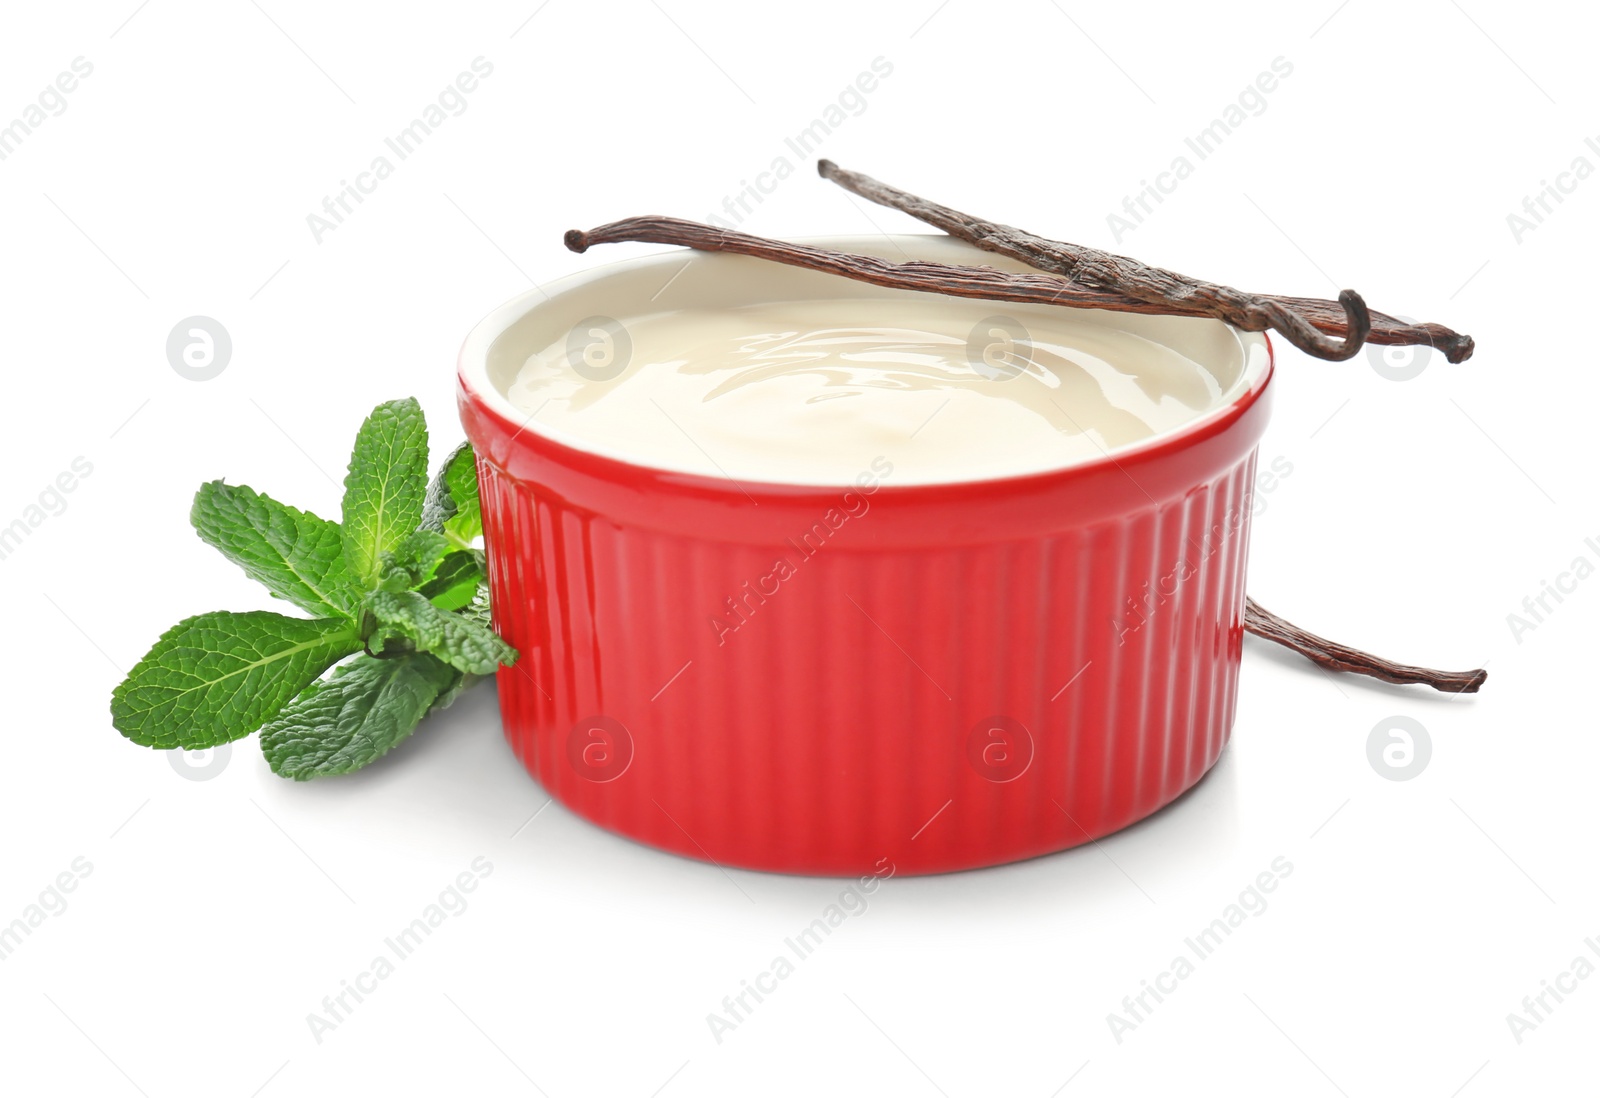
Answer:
457, 234, 1274, 491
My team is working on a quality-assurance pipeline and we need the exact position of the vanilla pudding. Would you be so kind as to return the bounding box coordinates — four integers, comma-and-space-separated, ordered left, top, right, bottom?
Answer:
477, 237, 1269, 487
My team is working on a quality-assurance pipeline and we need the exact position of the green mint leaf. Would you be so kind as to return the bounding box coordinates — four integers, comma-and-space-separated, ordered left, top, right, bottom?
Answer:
422, 442, 482, 544
417, 549, 485, 610
420, 442, 464, 531
259, 652, 460, 780
342, 398, 429, 590
444, 470, 482, 545
365, 590, 515, 675
110, 612, 361, 749
379, 529, 450, 589
429, 669, 480, 714
190, 481, 357, 618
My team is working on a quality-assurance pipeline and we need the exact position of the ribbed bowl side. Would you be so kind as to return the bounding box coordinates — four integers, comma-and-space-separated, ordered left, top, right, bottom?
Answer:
476, 451, 1258, 877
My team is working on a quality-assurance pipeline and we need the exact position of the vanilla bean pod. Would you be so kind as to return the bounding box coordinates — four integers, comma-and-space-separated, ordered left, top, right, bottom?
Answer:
818, 159, 1474, 364
565, 218, 1461, 364
1245, 598, 1485, 693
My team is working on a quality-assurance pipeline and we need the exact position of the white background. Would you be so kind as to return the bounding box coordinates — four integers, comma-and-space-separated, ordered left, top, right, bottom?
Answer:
0, 1, 1592, 1095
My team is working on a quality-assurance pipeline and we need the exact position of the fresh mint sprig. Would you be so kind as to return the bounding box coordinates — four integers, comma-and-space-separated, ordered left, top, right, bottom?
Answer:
109, 398, 515, 779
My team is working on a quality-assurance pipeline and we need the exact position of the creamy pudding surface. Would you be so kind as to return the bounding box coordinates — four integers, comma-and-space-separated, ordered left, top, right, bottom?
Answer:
506, 296, 1244, 486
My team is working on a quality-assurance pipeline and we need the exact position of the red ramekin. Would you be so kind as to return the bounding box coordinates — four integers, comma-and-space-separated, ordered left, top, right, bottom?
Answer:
458, 236, 1273, 876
